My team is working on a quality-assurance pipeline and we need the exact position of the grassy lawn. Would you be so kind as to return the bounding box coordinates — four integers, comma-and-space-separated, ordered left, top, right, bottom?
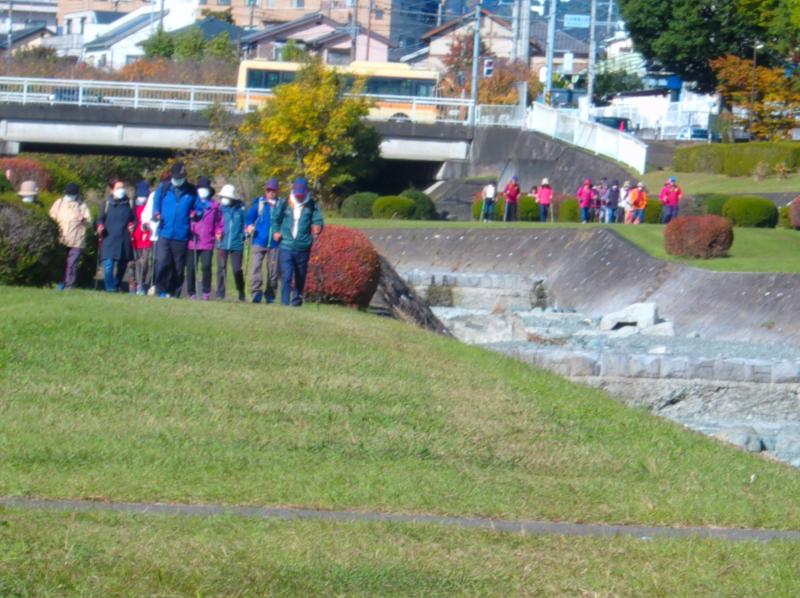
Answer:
642, 171, 800, 195
1, 286, 799, 530
331, 218, 800, 274
2, 508, 800, 596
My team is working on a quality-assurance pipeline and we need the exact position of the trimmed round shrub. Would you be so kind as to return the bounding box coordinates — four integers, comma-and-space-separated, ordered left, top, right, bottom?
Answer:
0, 157, 52, 191
518, 195, 539, 221
400, 188, 437, 220
643, 200, 663, 224
0, 198, 65, 285
790, 197, 800, 230
721, 196, 778, 228
779, 206, 792, 229
372, 195, 416, 219
700, 194, 728, 216
340, 192, 378, 218
556, 197, 580, 222
305, 225, 381, 307
664, 215, 734, 259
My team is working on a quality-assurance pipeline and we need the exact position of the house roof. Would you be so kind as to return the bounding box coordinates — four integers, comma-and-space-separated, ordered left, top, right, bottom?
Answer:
240, 12, 338, 44
94, 11, 126, 25
0, 25, 54, 50
311, 25, 394, 48
84, 11, 166, 52
421, 11, 589, 57
169, 17, 246, 42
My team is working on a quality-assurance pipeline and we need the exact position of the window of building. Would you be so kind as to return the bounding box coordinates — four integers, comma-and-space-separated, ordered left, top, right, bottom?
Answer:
80, 17, 86, 35
374, 9, 383, 20
292, 0, 304, 8
66, 20, 72, 35
326, 50, 350, 66
217, 0, 231, 5
199, 0, 207, 5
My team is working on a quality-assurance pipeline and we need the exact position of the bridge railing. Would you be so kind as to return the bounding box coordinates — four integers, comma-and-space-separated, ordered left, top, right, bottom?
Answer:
0, 77, 273, 113
527, 102, 648, 175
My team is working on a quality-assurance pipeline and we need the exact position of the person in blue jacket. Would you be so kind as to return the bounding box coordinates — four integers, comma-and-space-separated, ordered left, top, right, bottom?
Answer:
215, 183, 246, 302
152, 162, 202, 298
270, 177, 324, 307
245, 177, 281, 304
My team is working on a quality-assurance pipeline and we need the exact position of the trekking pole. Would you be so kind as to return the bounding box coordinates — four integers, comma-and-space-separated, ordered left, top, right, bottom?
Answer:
94, 236, 102, 291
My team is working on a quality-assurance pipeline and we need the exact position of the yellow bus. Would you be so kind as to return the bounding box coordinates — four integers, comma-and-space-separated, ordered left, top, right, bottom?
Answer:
236, 60, 442, 122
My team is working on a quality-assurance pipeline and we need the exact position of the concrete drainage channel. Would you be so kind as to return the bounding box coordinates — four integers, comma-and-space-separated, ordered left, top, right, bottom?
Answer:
400, 267, 800, 468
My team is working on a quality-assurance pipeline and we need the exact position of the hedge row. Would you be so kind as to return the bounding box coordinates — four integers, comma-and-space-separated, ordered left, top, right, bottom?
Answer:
341, 189, 437, 220
673, 143, 800, 176
696, 194, 779, 227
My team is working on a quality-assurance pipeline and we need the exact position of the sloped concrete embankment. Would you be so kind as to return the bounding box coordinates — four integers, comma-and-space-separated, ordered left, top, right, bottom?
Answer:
367, 227, 800, 464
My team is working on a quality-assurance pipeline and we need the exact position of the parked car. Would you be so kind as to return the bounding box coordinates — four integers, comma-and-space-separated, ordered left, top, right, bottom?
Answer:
49, 87, 105, 104
677, 127, 721, 142
593, 116, 632, 132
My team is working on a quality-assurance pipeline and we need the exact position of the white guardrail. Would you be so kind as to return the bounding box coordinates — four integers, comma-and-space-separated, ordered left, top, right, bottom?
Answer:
0, 76, 475, 124
527, 102, 648, 175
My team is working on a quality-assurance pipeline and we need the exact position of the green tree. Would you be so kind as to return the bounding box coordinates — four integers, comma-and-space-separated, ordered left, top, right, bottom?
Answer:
280, 39, 307, 62
206, 31, 238, 64
243, 60, 381, 207
617, 0, 766, 92
142, 29, 174, 59
593, 70, 643, 103
173, 27, 207, 62
739, 0, 800, 58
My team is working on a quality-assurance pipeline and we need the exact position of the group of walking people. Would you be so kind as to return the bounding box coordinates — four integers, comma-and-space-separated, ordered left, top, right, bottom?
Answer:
480, 175, 683, 225
41, 161, 324, 307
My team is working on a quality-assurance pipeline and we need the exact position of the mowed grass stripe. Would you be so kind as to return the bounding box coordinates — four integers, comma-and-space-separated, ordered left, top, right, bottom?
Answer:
0, 286, 799, 529
2, 508, 800, 596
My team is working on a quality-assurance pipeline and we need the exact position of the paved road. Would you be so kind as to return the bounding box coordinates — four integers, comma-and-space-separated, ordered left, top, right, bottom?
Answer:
2, 497, 798, 542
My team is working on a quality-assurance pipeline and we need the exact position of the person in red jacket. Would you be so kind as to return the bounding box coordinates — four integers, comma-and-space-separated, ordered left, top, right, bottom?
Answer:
659, 176, 683, 224
132, 180, 153, 295
503, 175, 521, 221
576, 178, 594, 223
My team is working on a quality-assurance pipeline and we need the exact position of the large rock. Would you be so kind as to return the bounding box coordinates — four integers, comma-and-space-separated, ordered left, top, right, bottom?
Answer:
715, 426, 764, 453
600, 302, 658, 331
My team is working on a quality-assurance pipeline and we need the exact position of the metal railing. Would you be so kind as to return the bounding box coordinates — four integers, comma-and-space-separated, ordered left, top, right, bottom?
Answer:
528, 102, 648, 174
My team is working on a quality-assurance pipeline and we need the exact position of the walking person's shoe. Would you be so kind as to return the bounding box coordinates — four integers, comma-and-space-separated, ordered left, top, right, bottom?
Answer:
56, 283, 65, 291
189, 294, 197, 301
238, 291, 246, 302
252, 292, 262, 304
202, 293, 210, 301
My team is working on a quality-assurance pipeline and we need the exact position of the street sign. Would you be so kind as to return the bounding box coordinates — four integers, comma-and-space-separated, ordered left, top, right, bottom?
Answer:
563, 14, 591, 28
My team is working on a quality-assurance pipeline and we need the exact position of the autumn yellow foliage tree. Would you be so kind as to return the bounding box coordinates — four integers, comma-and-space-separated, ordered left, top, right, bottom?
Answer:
711, 54, 800, 140
243, 60, 381, 207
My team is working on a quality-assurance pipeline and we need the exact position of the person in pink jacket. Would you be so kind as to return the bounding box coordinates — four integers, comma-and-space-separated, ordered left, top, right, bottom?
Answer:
659, 176, 683, 224
576, 179, 594, 223
536, 177, 553, 223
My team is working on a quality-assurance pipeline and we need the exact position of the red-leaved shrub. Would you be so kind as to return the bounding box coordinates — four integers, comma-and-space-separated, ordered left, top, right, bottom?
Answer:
0, 157, 52, 191
664, 215, 734, 259
790, 196, 800, 230
305, 225, 381, 307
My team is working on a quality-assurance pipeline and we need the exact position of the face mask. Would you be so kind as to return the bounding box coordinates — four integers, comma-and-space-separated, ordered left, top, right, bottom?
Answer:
198, 188, 210, 199
220, 197, 231, 206
172, 178, 185, 188
135, 196, 147, 205
65, 195, 77, 202
22, 196, 35, 204
113, 188, 126, 200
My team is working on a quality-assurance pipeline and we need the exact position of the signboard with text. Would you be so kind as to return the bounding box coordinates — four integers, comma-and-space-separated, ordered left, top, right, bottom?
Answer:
563, 14, 591, 28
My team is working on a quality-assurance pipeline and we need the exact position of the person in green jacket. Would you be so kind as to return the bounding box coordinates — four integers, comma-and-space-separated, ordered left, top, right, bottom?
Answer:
270, 177, 324, 307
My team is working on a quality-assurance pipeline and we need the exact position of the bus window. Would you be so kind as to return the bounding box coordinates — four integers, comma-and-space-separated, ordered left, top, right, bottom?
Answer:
413, 81, 435, 97
366, 77, 413, 96
246, 69, 296, 90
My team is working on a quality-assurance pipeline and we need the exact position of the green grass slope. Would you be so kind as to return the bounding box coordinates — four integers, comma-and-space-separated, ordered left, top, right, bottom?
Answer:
1, 286, 798, 529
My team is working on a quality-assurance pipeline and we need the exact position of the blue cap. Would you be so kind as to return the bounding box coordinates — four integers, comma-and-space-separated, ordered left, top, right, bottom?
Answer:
135, 181, 150, 198
265, 177, 279, 191
668, 176, 677, 184
292, 177, 308, 197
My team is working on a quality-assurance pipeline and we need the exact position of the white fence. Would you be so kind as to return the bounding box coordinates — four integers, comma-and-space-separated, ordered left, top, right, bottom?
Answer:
528, 102, 648, 174
475, 104, 527, 127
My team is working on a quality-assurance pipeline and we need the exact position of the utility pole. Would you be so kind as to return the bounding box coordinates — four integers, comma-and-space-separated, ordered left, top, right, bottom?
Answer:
469, 1, 481, 127
510, 0, 519, 62
606, 0, 613, 37
350, 0, 359, 61
6, 0, 12, 61
586, 0, 597, 116
436, 0, 445, 26
366, 0, 373, 60
159, 0, 165, 32
544, 0, 556, 100
518, 0, 531, 108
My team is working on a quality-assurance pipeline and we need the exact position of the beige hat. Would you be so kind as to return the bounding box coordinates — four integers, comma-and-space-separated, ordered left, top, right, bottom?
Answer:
18, 180, 38, 196
541, 177, 549, 185
218, 184, 239, 201
637, 181, 644, 188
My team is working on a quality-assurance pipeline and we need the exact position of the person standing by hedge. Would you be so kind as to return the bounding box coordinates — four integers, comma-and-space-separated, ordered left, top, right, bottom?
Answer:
605, 180, 620, 224
246, 177, 281, 304
536, 178, 552, 223
187, 176, 220, 301
659, 176, 683, 224
216, 184, 246, 302
503, 176, 521, 221
481, 181, 496, 222
576, 179, 594, 223
152, 162, 202, 299
97, 180, 135, 292
49, 182, 93, 290
629, 182, 648, 224
619, 180, 632, 223
131, 181, 153, 296
271, 177, 324, 307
